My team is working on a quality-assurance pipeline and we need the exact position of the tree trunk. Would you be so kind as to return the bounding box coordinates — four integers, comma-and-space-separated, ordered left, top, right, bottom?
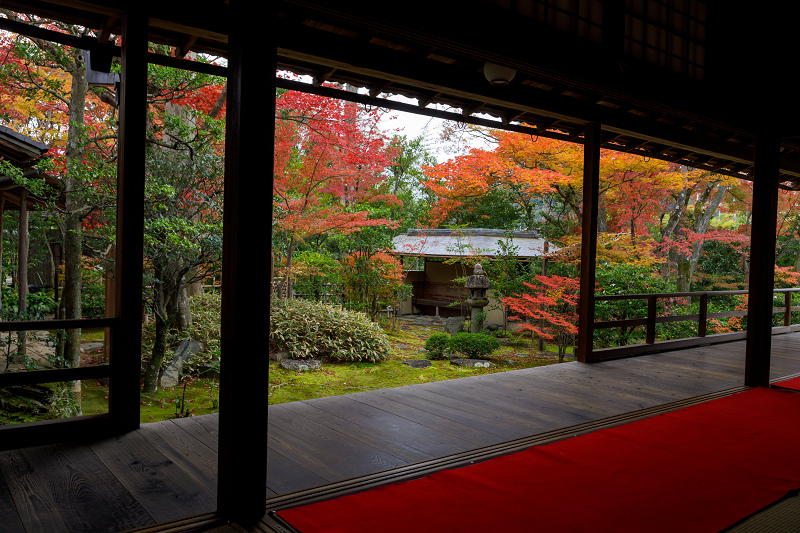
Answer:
143, 308, 169, 393
175, 285, 192, 329
597, 192, 608, 233
676, 257, 691, 292
687, 185, 728, 283
57, 49, 89, 413
143, 257, 174, 393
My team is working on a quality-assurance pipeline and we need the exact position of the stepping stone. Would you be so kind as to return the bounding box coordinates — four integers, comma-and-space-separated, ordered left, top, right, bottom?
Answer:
450, 358, 496, 368
280, 359, 321, 371
403, 360, 432, 369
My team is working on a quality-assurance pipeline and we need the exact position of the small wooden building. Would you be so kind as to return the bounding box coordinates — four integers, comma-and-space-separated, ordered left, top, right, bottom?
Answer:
392, 228, 550, 322
0, 125, 62, 297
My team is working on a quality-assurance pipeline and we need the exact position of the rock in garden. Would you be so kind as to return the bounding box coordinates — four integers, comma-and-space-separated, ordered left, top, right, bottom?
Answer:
482, 322, 504, 331
160, 340, 205, 388
270, 351, 290, 362
450, 358, 496, 368
280, 359, 321, 371
503, 359, 521, 366
402, 360, 432, 368
175, 340, 204, 362
444, 316, 467, 334
80, 342, 105, 353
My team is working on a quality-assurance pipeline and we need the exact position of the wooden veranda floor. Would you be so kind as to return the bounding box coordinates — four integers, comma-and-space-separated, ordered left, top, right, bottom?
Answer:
3, 333, 800, 533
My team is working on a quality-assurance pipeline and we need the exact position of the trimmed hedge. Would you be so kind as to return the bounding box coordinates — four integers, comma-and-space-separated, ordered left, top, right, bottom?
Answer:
425, 331, 500, 359
424, 333, 451, 359
449, 332, 500, 358
270, 298, 390, 362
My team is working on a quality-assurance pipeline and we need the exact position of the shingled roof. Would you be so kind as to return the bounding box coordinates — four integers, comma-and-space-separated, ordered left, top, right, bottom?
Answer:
391, 228, 551, 258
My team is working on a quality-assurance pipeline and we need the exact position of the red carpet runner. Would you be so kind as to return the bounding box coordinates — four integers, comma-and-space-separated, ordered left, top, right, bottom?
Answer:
774, 375, 800, 391
278, 387, 800, 533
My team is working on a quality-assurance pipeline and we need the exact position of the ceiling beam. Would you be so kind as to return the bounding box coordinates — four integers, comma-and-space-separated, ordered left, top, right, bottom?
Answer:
275, 26, 800, 179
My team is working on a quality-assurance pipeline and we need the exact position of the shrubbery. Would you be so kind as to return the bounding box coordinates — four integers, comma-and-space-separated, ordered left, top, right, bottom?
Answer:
270, 298, 390, 362
425, 332, 500, 359
450, 332, 500, 357
424, 333, 450, 359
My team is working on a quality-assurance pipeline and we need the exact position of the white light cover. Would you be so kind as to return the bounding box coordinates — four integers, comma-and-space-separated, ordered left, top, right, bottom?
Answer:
483, 62, 516, 85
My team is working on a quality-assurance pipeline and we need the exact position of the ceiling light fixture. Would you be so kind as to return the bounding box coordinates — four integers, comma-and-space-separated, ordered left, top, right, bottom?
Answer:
483, 62, 516, 86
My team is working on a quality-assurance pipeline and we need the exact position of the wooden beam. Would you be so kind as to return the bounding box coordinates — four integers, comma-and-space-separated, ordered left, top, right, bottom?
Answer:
461, 101, 483, 117
577, 123, 601, 363
96, 15, 116, 44
275, 78, 574, 143
275, 25, 800, 179
744, 132, 781, 386
109, 10, 148, 433
368, 80, 390, 98
417, 91, 439, 108
175, 35, 199, 59
312, 67, 337, 86
217, 0, 270, 524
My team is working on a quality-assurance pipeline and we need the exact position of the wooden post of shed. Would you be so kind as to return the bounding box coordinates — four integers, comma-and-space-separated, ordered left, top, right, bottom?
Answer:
577, 123, 601, 363
217, 0, 271, 523
744, 132, 780, 386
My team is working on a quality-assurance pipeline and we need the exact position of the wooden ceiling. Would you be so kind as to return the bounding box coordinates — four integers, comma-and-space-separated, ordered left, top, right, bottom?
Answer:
3, 0, 800, 188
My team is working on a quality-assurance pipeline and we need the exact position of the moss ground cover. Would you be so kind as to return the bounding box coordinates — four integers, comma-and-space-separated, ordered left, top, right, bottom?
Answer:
76, 317, 568, 423
267, 316, 568, 405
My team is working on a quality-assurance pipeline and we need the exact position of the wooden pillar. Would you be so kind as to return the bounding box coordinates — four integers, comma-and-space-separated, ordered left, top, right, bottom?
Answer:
17, 189, 28, 356
577, 123, 601, 363
217, 0, 271, 523
744, 133, 780, 387
109, 10, 148, 432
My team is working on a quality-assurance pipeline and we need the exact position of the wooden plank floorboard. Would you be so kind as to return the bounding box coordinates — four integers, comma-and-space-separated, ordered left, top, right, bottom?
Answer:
573, 358, 742, 394
479, 363, 680, 400
138, 420, 219, 497
89, 430, 217, 523
6, 332, 800, 531
359, 386, 534, 441
191, 413, 221, 442
266, 447, 331, 495
420, 375, 613, 423
348, 392, 504, 447
464, 372, 665, 416
22, 443, 156, 533
169, 416, 218, 453
282, 397, 473, 459
268, 405, 409, 480
589, 358, 744, 392
0, 448, 68, 533
452, 368, 676, 413
0, 468, 26, 533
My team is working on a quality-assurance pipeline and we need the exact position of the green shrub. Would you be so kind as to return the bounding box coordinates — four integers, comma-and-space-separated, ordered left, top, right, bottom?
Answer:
270, 298, 389, 362
183, 291, 222, 376
449, 332, 500, 358
424, 333, 451, 359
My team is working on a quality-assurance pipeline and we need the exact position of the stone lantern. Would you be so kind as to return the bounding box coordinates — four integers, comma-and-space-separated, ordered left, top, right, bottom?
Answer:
465, 264, 491, 333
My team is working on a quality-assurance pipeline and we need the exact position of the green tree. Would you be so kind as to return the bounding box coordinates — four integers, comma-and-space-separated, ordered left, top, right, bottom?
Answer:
139, 68, 226, 393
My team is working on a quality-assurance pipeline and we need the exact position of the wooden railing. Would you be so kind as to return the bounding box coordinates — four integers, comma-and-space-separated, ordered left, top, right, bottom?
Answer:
590, 288, 800, 361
